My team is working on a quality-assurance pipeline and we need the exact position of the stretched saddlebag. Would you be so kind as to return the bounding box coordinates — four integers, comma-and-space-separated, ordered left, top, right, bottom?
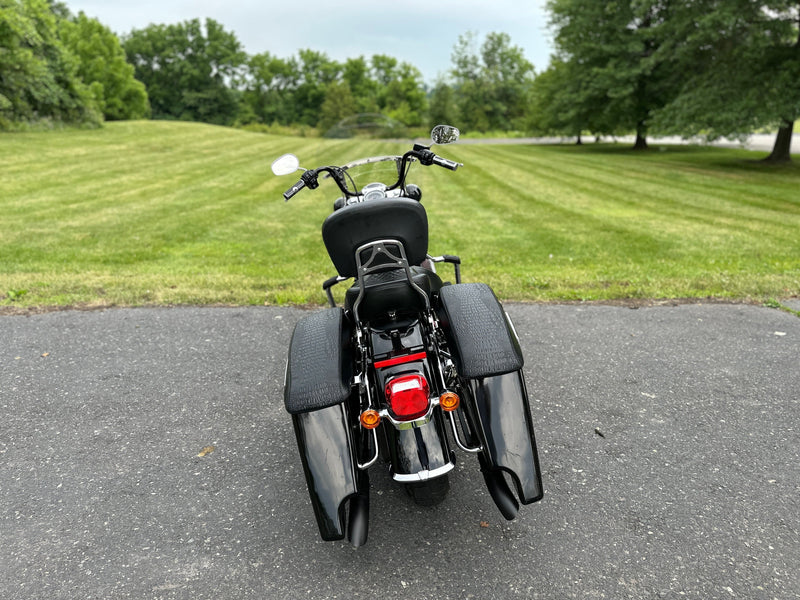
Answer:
285, 308, 365, 541
468, 372, 544, 505
292, 404, 364, 541
438, 284, 543, 505
436, 283, 523, 378
284, 308, 352, 414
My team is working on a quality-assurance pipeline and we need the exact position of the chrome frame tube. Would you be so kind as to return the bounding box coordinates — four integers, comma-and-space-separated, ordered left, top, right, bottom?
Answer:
446, 410, 482, 454
357, 427, 380, 470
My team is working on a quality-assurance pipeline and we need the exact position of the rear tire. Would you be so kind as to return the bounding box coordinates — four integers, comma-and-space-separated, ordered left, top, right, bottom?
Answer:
405, 474, 450, 506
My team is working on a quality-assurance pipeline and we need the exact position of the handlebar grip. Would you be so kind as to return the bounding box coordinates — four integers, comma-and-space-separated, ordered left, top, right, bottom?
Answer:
283, 178, 306, 201
432, 155, 462, 171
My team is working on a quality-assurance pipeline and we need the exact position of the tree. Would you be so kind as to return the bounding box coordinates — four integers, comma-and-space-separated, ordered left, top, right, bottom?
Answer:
123, 18, 246, 125
292, 49, 341, 126
318, 80, 357, 132
650, 1, 799, 162
367, 54, 428, 126
239, 51, 299, 125
449, 32, 534, 132
382, 61, 427, 126
58, 11, 149, 120
237, 49, 428, 131
481, 31, 535, 126
545, 0, 679, 149
0, 0, 101, 129
342, 56, 379, 114
527, 57, 597, 142
428, 80, 457, 127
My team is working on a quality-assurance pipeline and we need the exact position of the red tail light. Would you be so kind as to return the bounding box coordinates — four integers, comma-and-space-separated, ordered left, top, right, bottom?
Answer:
385, 374, 430, 421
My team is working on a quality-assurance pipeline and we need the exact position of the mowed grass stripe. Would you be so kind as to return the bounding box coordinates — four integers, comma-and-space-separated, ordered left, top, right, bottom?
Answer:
1, 126, 399, 304
429, 143, 800, 299
2, 122, 799, 307
449, 143, 798, 247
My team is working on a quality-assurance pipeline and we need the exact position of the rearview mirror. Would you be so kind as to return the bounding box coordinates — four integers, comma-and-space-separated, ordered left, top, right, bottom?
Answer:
431, 125, 460, 145
271, 153, 300, 176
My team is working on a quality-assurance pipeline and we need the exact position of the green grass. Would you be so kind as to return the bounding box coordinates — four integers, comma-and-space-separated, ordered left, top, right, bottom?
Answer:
1, 121, 799, 309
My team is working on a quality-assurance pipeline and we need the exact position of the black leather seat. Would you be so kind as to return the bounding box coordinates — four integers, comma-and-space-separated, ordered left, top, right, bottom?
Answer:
345, 267, 443, 322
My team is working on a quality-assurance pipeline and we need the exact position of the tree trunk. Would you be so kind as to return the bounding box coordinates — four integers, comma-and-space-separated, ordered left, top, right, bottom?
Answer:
633, 121, 648, 150
764, 120, 794, 163
576, 132, 583, 145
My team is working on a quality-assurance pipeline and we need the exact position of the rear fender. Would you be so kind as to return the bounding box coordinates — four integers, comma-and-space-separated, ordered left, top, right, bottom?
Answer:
369, 326, 455, 482
384, 410, 454, 482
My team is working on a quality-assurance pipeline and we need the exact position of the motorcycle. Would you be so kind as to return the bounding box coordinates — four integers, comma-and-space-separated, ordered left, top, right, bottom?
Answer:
271, 125, 543, 546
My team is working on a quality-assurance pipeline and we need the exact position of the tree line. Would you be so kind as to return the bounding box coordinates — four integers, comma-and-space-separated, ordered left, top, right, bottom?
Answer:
119, 22, 533, 136
2, 0, 797, 160
531, 0, 799, 162
1, 1, 529, 135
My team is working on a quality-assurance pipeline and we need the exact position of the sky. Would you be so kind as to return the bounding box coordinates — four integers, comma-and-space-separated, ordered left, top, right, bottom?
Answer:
64, 0, 554, 84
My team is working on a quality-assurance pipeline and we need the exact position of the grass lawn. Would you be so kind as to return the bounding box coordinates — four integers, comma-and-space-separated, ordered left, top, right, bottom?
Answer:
1, 121, 799, 310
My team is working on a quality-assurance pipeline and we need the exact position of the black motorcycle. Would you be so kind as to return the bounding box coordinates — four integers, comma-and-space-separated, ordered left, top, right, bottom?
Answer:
272, 125, 543, 546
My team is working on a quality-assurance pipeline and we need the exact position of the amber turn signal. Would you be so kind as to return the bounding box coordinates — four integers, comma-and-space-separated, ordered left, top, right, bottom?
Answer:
360, 409, 381, 429
439, 391, 460, 412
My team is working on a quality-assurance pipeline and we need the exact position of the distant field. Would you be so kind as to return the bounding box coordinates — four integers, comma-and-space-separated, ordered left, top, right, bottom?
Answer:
1, 120, 799, 310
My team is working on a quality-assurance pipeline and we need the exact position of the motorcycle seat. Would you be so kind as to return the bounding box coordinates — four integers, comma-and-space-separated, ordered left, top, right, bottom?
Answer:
345, 266, 443, 322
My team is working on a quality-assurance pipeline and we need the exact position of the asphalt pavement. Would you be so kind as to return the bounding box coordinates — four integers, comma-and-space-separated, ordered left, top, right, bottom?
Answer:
2, 303, 799, 599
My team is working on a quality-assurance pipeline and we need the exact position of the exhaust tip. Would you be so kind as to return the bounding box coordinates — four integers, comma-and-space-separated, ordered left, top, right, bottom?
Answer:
483, 469, 519, 520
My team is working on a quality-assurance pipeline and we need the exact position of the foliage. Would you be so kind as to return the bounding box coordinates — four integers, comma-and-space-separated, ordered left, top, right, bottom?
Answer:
58, 11, 149, 120
237, 50, 427, 134
544, 0, 680, 149
4, 3, 797, 146
0, 0, 101, 129
342, 56, 380, 114
648, 0, 800, 161
374, 57, 428, 127
527, 57, 591, 139
318, 80, 357, 132
428, 79, 457, 128
541, 0, 798, 158
122, 18, 247, 125
291, 49, 341, 126
238, 51, 299, 125
449, 32, 534, 132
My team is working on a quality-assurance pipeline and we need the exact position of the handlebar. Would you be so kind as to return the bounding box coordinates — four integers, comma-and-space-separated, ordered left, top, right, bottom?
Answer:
280, 148, 461, 201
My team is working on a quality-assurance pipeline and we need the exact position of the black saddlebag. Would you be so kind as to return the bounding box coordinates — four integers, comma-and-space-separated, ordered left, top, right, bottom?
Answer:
436, 283, 523, 378
284, 307, 351, 414
292, 405, 365, 541
285, 308, 366, 541
467, 372, 544, 505
437, 283, 543, 506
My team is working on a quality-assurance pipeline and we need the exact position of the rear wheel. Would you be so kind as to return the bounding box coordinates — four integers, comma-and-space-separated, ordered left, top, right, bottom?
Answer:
405, 474, 450, 506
